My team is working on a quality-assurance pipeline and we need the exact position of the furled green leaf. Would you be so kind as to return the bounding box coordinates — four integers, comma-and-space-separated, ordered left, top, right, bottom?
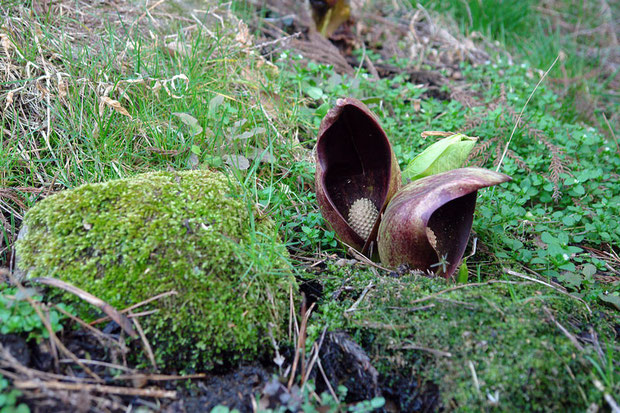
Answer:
403, 133, 477, 180
457, 259, 469, 284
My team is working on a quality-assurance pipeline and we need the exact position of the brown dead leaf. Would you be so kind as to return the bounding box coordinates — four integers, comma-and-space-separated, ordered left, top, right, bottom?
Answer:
165, 40, 192, 57
99, 96, 132, 119
235, 20, 252, 47
57, 73, 67, 100
413, 99, 421, 112
4, 90, 15, 111
0, 34, 11, 57
36, 80, 48, 97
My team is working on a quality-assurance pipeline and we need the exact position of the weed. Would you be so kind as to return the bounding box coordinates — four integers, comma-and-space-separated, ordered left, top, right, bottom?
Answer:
0, 286, 68, 340
0, 375, 29, 413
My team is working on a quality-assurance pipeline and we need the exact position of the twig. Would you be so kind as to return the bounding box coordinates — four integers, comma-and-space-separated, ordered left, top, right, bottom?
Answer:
387, 304, 436, 312
112, 373, 206, 382
302, 326, 328, 388
479, 296, 505, 318
342, 241, 390, 272
391, 343, 452, 358
435, 297, 477, 310
289, 284, 298, 343
30, 277, 137, 338
345, 281, 374, 313
468, 360, 481, 394
131, 314, 157, 370
588, 326, 607, 364
1, 347, 95, 384
287, 301, 316, 390
14, 379, 177, 399
52, 303, 129, 357
90, 290, 177, 327
593, 379, 620, 413
7, 273, 103, 382
404, 280, 528, 306
542, 307, 583, 351
316, 357, 339, 403
331, 276, 353, 300
58, 359, 134, 373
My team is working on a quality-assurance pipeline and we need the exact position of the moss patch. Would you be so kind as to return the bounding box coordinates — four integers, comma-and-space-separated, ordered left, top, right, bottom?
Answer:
310, 265, 613, 411
16, 169, 296, 370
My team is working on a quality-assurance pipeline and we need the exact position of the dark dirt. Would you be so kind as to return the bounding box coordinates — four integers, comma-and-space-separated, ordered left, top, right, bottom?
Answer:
313, 331, 381, 401
164, 364, 271, 412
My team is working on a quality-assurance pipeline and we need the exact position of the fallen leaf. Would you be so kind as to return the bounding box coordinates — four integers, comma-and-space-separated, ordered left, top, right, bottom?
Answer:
57, 73, 67, 99
235, 20, 252, 47
0, 34, 11, 57
4, 90, 15, 110
166, 40, 192, 57
248, 146, 275, 163
209, 94, 225, 114
173, 112, 203, 136
163, 74, 189, 99
234, 127, 266, 141
222, 154, 250, 170
99, 96, 132, 119
188, 152, 199, 169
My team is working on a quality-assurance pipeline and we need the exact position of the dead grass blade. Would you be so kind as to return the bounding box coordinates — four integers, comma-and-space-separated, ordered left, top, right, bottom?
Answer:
503, 268, 592, 314
6, 272, 104, 382
29, 277, 137, 338
13, 379, 177, 399
89, 290, 177, 326
496, 52, 563, 173
287, 298, 316, 390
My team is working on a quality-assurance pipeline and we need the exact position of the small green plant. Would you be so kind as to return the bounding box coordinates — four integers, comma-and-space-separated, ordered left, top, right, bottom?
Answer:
0, 375, 29, 413
0, 286, 68, 340
254, 380, 385, 413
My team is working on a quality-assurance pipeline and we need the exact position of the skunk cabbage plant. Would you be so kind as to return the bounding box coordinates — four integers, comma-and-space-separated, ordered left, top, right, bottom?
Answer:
315, 98, 511, 278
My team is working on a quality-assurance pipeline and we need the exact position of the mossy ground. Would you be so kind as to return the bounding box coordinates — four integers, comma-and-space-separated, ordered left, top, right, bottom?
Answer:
307, 263, 615, 411
15, 169, 296, 370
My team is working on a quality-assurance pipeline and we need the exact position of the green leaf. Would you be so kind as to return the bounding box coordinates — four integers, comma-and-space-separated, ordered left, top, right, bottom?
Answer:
173, 112, 203, 136
305, 86, 324, 100
541, 232, 556, 245
457, 260, 469, 284
370, 397, 386, 408
581, 263, 597, 277
558, 272, 582, 288
403, 134, 477, 180
599, 293, 620, 311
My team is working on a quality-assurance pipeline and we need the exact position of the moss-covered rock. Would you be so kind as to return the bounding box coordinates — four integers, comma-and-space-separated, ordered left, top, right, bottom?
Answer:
310, 265, 614, 411
15, 169, 296, 370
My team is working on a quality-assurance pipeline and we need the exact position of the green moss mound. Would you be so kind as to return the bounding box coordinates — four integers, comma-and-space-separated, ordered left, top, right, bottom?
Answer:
16, 169, 295, 370
313, 266, 613, 411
